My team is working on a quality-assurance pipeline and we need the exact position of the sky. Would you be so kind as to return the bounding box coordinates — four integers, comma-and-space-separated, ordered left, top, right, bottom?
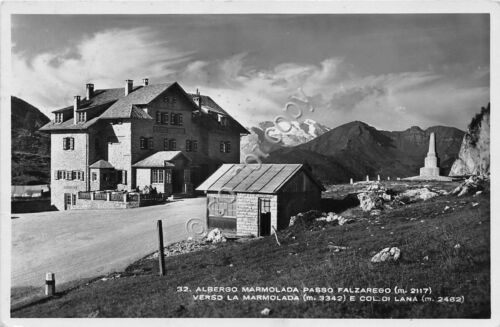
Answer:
11, 14, 489, 131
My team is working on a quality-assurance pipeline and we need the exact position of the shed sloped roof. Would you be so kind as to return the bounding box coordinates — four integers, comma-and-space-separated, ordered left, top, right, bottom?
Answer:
132, 151, 190, 168
196, 164, 324, 193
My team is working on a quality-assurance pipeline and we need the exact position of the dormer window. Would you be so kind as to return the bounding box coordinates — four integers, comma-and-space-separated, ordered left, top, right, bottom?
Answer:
218, 115, 228, 127
77, 112, 86, 123
55, 113, 63, 123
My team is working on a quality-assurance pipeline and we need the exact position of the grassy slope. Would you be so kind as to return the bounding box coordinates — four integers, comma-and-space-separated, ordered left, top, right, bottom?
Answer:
12, 189, 489, 318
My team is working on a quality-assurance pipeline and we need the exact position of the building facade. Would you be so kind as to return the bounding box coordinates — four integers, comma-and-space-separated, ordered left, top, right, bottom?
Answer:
40, 79, 248, 210
196, 164, 324, 237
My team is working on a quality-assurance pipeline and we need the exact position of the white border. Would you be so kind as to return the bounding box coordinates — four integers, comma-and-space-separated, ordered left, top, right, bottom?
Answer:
1, 1, 499, 327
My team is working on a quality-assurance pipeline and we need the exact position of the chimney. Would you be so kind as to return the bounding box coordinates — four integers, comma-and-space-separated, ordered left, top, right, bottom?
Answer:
86, 83, 94, 99
73, 95, 80, 124
142, 78, 149, 86
125, 79, 133, 96
195, 88, 201, 109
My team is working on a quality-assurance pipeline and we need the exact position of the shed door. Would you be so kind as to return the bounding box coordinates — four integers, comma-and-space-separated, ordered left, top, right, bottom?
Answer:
259, 198, 271, 236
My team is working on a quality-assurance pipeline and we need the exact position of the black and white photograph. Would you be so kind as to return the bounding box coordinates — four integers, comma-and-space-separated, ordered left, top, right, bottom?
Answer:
0, 1, 498, 324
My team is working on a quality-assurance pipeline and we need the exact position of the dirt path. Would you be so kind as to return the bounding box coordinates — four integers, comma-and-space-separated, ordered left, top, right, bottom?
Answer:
11, 197, 206, 287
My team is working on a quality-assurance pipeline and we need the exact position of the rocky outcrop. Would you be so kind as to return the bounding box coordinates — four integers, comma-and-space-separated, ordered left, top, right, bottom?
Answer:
371, 247, 401, 263
449, 104, 490, 176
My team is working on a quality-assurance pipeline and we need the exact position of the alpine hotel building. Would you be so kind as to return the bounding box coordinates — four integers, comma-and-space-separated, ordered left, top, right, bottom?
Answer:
40, 79, 248, 210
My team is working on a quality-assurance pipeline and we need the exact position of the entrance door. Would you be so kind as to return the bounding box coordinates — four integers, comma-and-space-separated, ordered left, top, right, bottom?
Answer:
64, 193, 72, 210
172, 169, 183, 193
259, 198, 271, 236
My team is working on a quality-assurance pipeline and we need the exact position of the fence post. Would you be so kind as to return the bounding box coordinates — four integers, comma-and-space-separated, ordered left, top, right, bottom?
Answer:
45, 272, 55, 296
157, 220, 166, 276
90, 192, 95, 201
123, 193, 128, 203
106, 192, 111, 202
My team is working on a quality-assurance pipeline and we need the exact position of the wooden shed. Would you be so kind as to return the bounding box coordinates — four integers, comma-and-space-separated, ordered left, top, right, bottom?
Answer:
196, 163, 324, 237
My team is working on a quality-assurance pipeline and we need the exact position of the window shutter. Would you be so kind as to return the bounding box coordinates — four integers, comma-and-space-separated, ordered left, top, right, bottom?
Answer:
170, 113, 175, 124
220, 141, 224, 153
193, 141, 198, 152
63, 138, 67, 150
80, 171, 85, 181
226, 142, 231, 153
72, 194, 76, 205
70, 138, 74, 150
178, 114, 183, 125
148, 138, 153, 149
54, 170, 59, 180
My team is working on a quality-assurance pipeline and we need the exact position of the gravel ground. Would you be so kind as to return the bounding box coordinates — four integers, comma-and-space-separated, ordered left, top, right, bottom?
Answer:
11, 197, 206, 288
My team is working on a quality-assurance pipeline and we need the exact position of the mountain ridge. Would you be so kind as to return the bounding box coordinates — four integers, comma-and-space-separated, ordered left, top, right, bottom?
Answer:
263, 120, 464, 183
11, 96, 51, 185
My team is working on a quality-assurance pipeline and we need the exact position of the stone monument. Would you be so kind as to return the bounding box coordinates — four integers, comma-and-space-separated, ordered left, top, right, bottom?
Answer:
419, 132, 440, 177
404, 132, 452, 181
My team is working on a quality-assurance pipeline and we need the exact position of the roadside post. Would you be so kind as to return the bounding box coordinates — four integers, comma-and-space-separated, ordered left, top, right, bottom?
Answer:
45, 272, 55, 296
157, 220, 166, 276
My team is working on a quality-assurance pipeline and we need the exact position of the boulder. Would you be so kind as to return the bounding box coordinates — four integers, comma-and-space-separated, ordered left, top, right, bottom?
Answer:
396, 188, 438, 202
357, 192, 383, 211
206, 228, 226, 243
289, 210, 323, 227
371, 247, 401, 263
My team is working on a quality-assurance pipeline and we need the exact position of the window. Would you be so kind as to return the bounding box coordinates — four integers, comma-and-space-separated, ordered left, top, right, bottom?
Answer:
220, 141, 231, 153
218, 115, 228, 127
63, 137, 74, 150
169, 139, 176, 150
74, 171, 85, 181
77, 112, 86, 123
55, 113, 63, 123
148, 137, 154, 149
170, 113, 183, 126
165, 169, 172, 184
92, 172, 97, 181
164, 138, 177, 151
260, 198, 271, 213
161, 112, 169, 125
163, 96, 177, 106
152, 169, 164, 183
186, 140, 198, 152
121, 170, 127, 185
140, 137, 147, 150
156, 111, 161, 124
66, 171, 74, 180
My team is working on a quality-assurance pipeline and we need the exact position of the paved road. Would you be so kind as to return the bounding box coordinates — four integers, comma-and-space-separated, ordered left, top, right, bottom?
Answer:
11, 197, 206, 287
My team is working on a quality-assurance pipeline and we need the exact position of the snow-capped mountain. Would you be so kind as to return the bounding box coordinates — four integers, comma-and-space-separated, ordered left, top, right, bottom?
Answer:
240, 119, 331, 160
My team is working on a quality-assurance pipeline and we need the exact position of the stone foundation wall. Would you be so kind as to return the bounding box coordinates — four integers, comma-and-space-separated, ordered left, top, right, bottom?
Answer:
71, 199, 139, 210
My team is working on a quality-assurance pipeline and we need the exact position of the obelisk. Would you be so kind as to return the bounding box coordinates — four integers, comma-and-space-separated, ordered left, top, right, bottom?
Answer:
419, 132, 440, 177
